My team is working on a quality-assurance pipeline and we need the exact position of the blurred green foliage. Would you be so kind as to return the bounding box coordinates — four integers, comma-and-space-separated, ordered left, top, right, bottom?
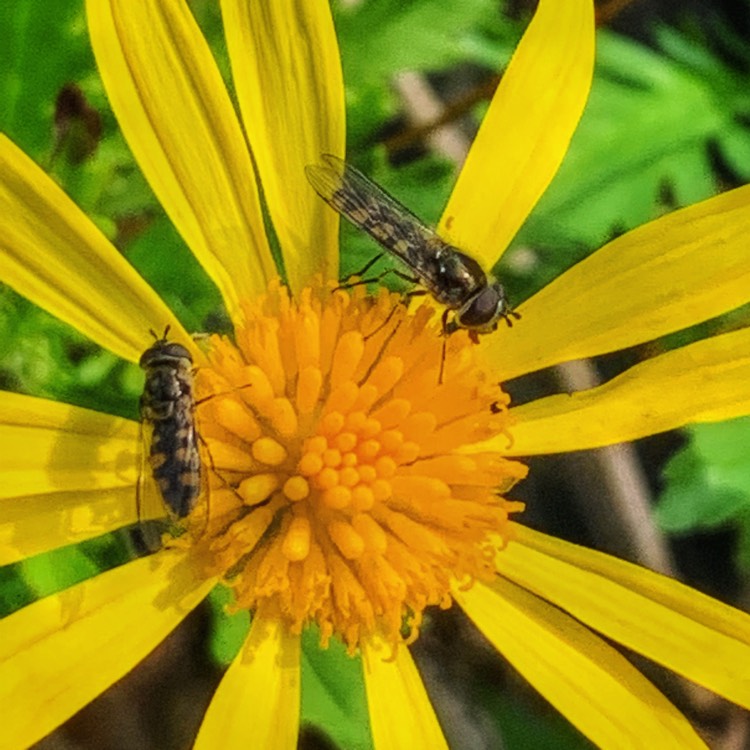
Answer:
206, 583, 251, 666
3, 0, 750, 747
656, 417, 750, 574
301, 628, 373, 750
521, 25, 750, 294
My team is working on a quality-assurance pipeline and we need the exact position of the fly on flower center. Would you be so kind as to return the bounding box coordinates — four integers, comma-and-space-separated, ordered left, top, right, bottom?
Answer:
305, 155, 521, 348
138, 326, 255, 547
180, 284, 526, 649
138, 326, 203, 537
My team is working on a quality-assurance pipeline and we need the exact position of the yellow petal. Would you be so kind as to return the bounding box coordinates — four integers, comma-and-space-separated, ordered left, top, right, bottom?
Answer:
0, 391, 138, 495
221, 0, 345, 292
498, 525, 750, 709
0, 549, 214, 749
457, 579, 707, 749
0, 391, 138, 564
439, 0, 594, 268
194, 616, 300, 749
486, 183, 750, 380
0, 135, 188, 362
480, 327, 750, 456
86, 0, 276, 318
361, 634, 448, 750
0, 488, 135, 567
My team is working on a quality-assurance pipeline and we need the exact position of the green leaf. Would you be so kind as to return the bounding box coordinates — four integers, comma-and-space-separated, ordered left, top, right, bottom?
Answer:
488, 691, 592, 750
336, 0, 513, 152
719, 122, 750, 182
207, 585, 251, 666
124, 214, 226, 334
0, 563, 36, 618
0, 287, 143, 419
0, 1, 94, 161
508, 23, 750, 299
301, 628, 373, 750
736, 522, 750, 574
525, 31, 722, 247
20, 532, 132, 602
336, 0, 502, 89
656, 418, 750, 533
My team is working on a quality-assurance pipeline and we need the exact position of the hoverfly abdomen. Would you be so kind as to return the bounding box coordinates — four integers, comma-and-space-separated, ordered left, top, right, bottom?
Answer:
139, 333, 201, 519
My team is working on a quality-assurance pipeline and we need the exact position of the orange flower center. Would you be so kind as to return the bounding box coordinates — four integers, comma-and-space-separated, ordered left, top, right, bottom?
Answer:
188, 283, 526, 649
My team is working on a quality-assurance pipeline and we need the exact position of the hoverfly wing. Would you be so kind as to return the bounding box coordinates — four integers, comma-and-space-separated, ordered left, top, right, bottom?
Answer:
305, 154, 443, 285
307, 155, 516, 353
135, 419, 169, 551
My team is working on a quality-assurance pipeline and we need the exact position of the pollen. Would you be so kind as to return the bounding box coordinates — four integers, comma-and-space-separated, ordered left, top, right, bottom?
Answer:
191, 283, 527, 650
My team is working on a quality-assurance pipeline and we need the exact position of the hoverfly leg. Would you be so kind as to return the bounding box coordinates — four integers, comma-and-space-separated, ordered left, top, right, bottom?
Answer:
193, 389, 272, 526
364, 286, 427, 341
193, 382, 255, 408
364, 301, 401, 342
336, 268, 395, 291
193, 430, 222, 539
335, 253, 385, 291
336, 265, 419, 293
391, 269, 420, 285
438, 309, 451, 386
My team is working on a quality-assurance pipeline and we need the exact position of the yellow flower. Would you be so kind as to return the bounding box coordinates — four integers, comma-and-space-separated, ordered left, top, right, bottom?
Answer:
1, 1, 750, 749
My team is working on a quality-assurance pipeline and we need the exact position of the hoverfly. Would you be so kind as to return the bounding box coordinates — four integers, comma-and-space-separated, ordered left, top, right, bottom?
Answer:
305, 154, 519, 343
139, 327, 201, 521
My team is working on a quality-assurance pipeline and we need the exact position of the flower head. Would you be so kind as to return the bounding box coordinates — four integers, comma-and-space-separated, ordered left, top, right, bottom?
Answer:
1, 1, 750, 749
186, 283, 525, 651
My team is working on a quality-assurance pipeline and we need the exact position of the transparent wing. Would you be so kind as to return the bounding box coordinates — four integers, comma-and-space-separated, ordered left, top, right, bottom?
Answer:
136, 420, 166, 521
136, 420, 169, 550
305, 154, 447, 287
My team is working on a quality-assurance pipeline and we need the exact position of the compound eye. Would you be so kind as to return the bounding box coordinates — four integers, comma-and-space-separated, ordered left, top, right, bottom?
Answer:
456, 285, 506, 329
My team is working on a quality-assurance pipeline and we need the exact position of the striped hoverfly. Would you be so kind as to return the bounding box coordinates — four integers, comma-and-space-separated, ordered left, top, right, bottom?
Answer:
138, 327, 201, 522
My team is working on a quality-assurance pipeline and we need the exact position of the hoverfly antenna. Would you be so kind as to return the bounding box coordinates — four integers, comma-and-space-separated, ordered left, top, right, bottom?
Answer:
148, 325, 171, 342
503, 310, 522, 328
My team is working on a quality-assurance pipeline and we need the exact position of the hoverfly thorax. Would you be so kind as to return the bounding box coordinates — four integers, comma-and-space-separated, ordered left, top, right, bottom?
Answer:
139, 339, 194, 417
139, 339, 193, 370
